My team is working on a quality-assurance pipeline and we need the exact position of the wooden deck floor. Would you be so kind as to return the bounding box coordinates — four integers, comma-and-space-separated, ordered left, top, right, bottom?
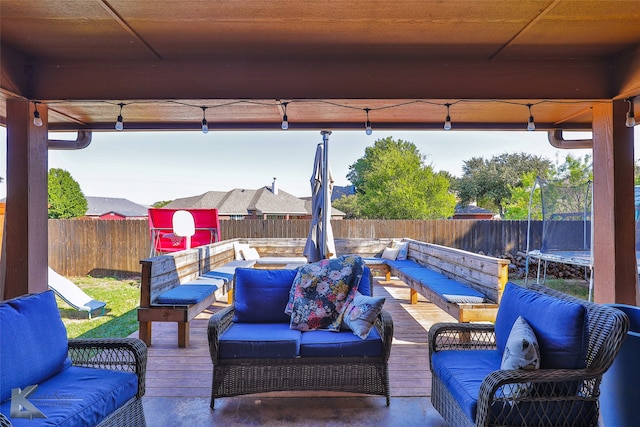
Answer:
139, 277, 456, 400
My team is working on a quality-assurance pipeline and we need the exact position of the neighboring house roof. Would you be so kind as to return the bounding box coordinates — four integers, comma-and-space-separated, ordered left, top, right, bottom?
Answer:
166, 186, 345, 217
85, 196, 149, 218
453, 204, 496, 219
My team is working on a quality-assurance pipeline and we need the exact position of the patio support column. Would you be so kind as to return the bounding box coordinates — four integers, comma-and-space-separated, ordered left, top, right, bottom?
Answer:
1, 99, 49, 299
592, 100, 637, 305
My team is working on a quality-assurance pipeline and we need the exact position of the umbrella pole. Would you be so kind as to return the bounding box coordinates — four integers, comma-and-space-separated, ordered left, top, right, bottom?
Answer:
321, 130, 331, 259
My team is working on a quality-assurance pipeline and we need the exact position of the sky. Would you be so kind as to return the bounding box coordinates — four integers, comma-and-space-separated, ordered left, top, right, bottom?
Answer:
1, 127, 638, 206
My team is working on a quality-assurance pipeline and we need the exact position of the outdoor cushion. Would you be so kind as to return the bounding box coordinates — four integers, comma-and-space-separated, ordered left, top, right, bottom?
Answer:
431, 349, 503, 422
341, 291, 385, 339
233, 268, 298, 323
299, 328, 383, 357
384, 259, 422, 270
0, 291, 71, 403
395, 241, 409, 260
254, 256, 308, 265
381, 247, 399, 260
495, 282, 588, 369
358, 267, 372, 297
398, 268, 486, 303
286, 255, 365, 331
184, 276, 226, 287
219, 323, 301, 358
201, 270, 234, 283
154, 284, 217, 305
0, 366, 138, 427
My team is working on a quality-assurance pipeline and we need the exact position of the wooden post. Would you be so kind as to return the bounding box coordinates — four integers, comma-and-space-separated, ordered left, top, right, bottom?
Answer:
1, 99, 49, 299
592, 100, 638, 304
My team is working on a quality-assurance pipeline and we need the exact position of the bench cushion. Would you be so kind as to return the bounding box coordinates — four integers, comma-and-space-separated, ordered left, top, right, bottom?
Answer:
495, 283, 588, 369
431, 349, 503, 421
154, 284, 217, 305
219, 323, 301, 358
299, 328, 383, 357
0, 366, 138, 426
0, 291, 71, 402
399, 268, 486, 303
233, 268, 298, 323
385, 259, 422, 270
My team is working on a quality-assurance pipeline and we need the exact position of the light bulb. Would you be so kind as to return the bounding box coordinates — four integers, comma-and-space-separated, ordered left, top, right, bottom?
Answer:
115, 115, 124, 131
365, 121, 372, 135
444, 115, 452, 131
33, 111, 43, 127
527, 116, 535, 131
626, 98, 636, 127
281, 114, 289, 130
201, 118, 209, 134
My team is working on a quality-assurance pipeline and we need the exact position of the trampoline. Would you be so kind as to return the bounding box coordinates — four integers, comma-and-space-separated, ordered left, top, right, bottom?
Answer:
524, 177, 594, 300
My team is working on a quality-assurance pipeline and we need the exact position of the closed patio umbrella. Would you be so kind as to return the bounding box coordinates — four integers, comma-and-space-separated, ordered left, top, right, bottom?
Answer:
304, 131, 336, 262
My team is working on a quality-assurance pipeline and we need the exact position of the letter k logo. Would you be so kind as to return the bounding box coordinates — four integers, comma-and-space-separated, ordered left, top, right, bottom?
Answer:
10, 385, 46, 419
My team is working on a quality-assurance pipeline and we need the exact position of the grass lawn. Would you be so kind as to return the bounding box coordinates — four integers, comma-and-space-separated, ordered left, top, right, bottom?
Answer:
511, 278, 590, 301
56, 275, 141, 339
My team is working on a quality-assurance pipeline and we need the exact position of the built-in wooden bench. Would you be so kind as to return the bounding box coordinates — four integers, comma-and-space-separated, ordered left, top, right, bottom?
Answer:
365, 238, 509, 322
138, 238, 313, 347
138, 240, 237, 347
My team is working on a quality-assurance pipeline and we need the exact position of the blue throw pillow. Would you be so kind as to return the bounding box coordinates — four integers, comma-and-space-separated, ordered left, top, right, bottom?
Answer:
233, 268, 298, 323
495, 282, 588, 370
341, 291, 385, 339
0, 291, 71, 402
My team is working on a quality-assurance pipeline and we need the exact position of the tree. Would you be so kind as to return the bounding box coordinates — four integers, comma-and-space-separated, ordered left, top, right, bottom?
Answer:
152, 200, 172, 208
552, 153, 592, 183
346, 137, 456, 219
332, 194, 362, 219
48, 168, 87, 218
455, 152, 552, 217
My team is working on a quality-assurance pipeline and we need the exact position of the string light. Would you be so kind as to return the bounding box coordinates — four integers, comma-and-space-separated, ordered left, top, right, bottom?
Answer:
364, 108, 372, 135
32, 101, 43, 127
281, 102, 289, 130
626, 97, 636, 128
201, 106, 209, 134
443, 103, 452, 130
526, 104, 535, 131
115, 103, 125, 131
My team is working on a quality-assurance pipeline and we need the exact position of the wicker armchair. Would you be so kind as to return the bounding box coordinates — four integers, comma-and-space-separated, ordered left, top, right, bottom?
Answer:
68, 337, 148, 427
429, 283, 630, 427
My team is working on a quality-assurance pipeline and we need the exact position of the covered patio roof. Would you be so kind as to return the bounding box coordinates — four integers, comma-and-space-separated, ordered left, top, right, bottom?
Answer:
1, 1, 640, 302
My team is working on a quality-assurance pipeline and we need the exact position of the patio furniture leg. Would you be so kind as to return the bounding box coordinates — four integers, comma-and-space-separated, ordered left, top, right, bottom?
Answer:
178, 322, 189, 348
410, 289, 418, 304
139, 321, 152, 346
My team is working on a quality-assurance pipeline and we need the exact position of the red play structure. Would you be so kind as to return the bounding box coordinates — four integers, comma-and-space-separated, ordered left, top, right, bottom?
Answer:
148, 208, 220, 256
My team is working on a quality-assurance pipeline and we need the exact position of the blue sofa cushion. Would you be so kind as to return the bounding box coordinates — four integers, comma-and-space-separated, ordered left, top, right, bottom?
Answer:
233, 268, 298, 323
399, 268, 486, 303
219, 323, 301, 358
431, 349, 503, 422
385, 259, 422, 270
0, 291, 71, 403
200, 270, 234, 283
0, 366, 137, 427
299, 328, 383, 357
495, 283, 588, 369
154, 284, 217, 305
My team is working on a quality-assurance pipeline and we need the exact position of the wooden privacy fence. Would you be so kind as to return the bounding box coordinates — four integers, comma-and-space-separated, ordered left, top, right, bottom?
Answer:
47, 219, 542, 276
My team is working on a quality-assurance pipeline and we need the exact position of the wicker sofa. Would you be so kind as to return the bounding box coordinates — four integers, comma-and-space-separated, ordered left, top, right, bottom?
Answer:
207, 259, 394, 408
0, 291, 147, 426
429, 282, 630, 427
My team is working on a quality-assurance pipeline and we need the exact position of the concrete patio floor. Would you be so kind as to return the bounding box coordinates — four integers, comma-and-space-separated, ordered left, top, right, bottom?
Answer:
138, 278, 452, 426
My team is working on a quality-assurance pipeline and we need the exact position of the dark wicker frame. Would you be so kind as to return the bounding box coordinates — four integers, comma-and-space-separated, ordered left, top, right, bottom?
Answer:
428, 283, 630, 427
207, 280, 394, 409
68, 337, 148, 427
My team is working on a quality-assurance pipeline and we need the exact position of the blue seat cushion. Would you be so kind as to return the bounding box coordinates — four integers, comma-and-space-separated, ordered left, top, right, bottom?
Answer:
358, 267, 372, 297
0, 366, 138, 427
299, 328, 383, 357
431, 349, 502, 422
200, 270, 234, 283
385, 259, 422, 270
0, 291, 71, 402
154, 284, 217, 305
495, 282, 588, 369
233, 268, 298, 323
219, 323, 301, 358
183, 276, 226, 287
